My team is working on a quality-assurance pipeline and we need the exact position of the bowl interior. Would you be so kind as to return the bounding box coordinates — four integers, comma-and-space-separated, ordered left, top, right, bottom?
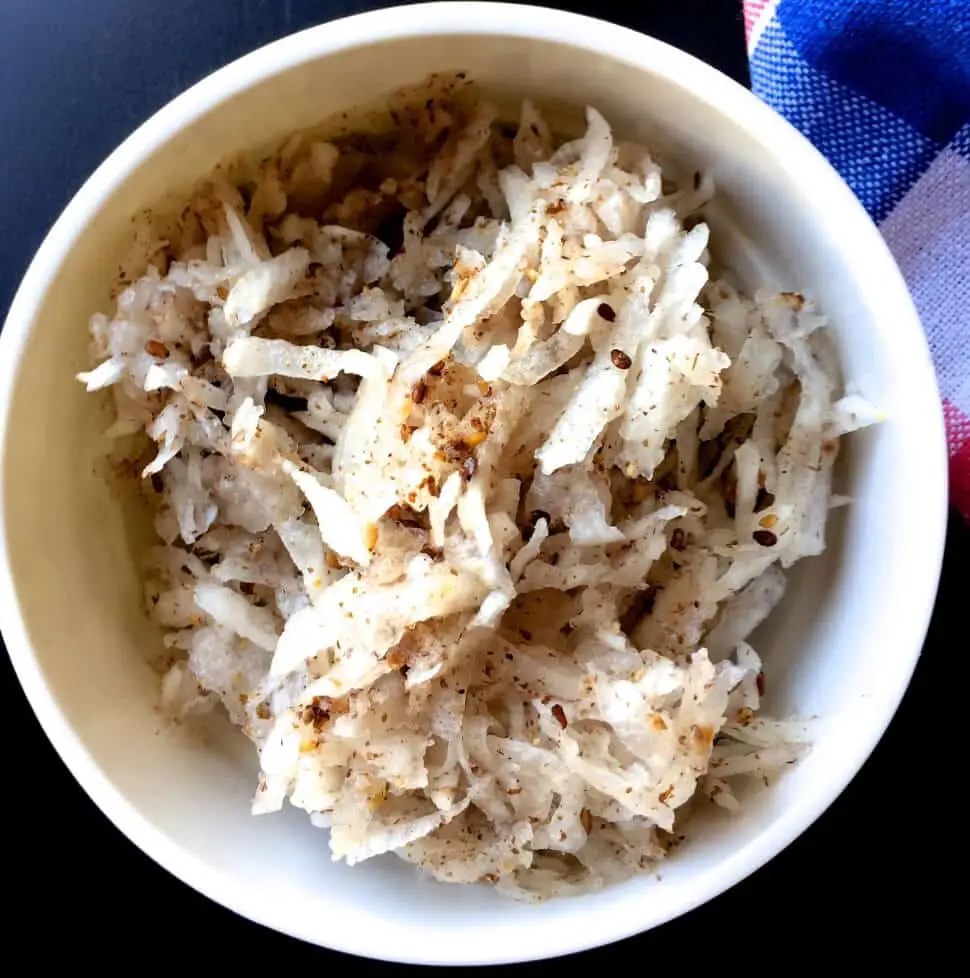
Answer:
0, 18, 944, 966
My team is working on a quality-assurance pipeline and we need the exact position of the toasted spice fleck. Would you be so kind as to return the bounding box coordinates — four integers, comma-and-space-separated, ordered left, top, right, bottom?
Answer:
658, 785, 674, 804
216, 285, 229, 300
580, 808, 593, 834
692, 724, 714, 748
256, 703, 271, 721
597, 302, 616, 322
650, 713, 668, 732
610, 348, 632, 370
670, 528, 686, 551
756, 671, 766, 697
145, 339, 168, 358
551, 703, 568, 729
410, 379, 428, 404
753, 529, 777, 547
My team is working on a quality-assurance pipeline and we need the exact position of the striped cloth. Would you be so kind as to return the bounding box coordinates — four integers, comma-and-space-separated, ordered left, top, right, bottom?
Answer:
745, 0, 970, 519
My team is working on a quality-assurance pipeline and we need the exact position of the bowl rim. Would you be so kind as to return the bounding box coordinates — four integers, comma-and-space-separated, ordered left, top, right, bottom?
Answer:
0, 2, 947, 965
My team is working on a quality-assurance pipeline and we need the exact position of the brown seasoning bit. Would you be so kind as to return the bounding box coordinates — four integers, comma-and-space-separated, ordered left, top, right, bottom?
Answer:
753, 529, 778, 547
597, 302, 616, 322
551, 703, 568, 729
529, 509, 551, 530
300, 697, 330, 730
736, 706, 754, 726
145, 339, 168, 358
610, 348, 632, 370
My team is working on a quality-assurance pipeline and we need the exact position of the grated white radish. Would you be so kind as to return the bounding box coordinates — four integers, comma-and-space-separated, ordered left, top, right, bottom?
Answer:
80, 78, 877, 900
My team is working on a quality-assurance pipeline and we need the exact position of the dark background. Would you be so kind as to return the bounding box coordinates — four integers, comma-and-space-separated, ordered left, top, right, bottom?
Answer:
0, 0, 960, 968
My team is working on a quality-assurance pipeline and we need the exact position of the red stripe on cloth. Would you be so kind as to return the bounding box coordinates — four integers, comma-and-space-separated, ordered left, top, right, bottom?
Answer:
743, 0, 771, 43
943, 400, 970, 454
945, 401, 970, 519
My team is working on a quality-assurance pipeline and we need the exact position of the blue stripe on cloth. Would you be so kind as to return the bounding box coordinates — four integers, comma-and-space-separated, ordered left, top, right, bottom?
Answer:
954, 123, 970, 162
774, 0, 970, 146
750, 18, 939, 223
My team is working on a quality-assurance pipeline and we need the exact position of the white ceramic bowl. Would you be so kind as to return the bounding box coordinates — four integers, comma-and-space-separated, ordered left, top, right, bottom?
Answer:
0, 2, 947, 965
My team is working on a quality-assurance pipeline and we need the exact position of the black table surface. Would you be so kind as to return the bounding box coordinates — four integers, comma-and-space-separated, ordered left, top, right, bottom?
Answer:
1, 0, 961, 967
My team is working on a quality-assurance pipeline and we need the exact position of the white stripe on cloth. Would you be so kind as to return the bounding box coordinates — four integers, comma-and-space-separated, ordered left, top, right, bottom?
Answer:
745, 0, 780, 55
879, 146, 970, 416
